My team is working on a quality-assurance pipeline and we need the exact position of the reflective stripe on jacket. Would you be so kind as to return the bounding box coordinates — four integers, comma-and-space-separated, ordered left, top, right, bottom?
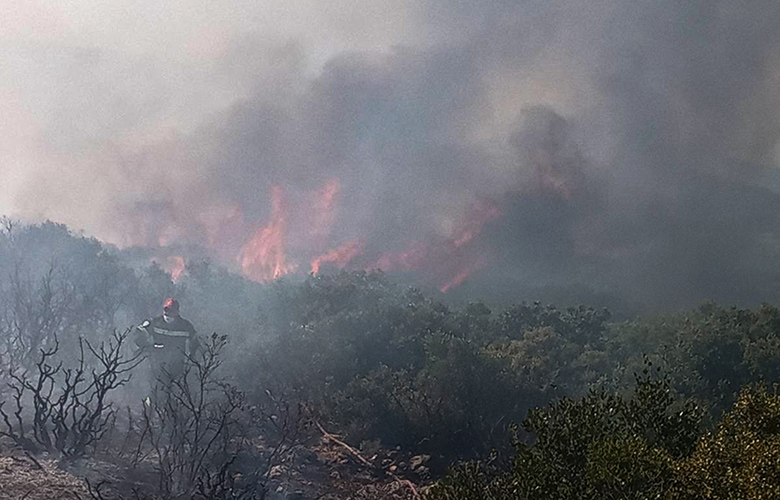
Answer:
136, 315, 197, 356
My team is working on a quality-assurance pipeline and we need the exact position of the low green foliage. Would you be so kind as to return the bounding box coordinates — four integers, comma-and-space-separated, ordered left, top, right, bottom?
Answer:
240, 271, 613, 459
6, 220, 780, 490
427, 383, 780, 500
677, 385, 780, 499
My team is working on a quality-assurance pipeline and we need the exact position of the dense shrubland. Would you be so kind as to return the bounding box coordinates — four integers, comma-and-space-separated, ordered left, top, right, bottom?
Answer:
427, 379, 780, 499
2, 219, 780, 498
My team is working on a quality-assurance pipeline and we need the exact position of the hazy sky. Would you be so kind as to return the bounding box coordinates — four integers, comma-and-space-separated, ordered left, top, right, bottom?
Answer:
1, 0, 600, 239
4, 1, 780, 310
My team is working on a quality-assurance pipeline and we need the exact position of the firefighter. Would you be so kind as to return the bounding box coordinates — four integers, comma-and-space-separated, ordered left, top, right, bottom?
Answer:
135, 297, 199, 385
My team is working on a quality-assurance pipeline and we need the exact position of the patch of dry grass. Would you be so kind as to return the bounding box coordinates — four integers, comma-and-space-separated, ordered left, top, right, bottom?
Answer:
0, 456, 87, 500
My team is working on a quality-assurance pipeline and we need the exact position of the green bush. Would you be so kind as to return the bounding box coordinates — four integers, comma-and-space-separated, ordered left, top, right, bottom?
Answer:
677, 385, 780, 499
245, 272, 616, 459
428, 381, 780, 500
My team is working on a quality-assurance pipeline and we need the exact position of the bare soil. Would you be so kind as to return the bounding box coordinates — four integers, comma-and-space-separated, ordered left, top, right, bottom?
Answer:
0, 438, 427, 500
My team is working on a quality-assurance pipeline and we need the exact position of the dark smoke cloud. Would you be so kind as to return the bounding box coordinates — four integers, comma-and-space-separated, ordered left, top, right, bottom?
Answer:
591, 1, 780, 309
5, 1, 780, 312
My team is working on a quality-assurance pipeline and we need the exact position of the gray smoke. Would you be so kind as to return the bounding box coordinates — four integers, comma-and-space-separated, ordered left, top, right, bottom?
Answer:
4, 1, 780, 312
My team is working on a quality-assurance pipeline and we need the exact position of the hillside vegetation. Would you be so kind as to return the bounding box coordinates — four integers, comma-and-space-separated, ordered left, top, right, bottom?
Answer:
1, 220, 780, 499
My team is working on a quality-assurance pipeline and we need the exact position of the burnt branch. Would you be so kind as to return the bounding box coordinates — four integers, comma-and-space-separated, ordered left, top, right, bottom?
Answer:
0, 329, 143, 457
129, 333, 305, 499
134, 334, 243, 498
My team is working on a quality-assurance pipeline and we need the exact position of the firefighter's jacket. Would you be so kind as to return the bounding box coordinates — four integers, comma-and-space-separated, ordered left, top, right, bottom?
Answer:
134, 315, 198, 376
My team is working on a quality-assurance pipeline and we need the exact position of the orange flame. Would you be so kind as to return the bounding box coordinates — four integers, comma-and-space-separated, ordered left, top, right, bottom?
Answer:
165, 256, 187, 283
440, 259, 481, 293
452, 201, 502, 248
131, 175, 502, 293
311, 240, 364, 275
240, 185, 297, 282
311, 179, 341, 241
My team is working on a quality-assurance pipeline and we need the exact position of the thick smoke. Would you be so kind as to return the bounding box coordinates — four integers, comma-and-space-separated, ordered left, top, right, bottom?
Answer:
594, 1, 780, 309
4, 1, 780, 312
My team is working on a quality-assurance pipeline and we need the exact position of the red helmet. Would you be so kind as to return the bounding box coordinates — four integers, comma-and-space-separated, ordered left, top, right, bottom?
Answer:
163, 297, 180, 314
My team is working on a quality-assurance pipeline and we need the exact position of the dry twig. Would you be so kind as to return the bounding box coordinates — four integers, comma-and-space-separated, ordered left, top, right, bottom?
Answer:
314, 420, 421, 500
